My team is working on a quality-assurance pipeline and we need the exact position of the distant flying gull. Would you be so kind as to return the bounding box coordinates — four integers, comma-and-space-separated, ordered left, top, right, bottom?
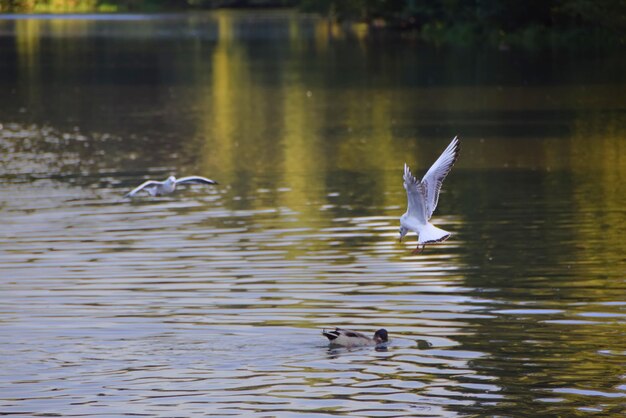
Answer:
124, 175, 218, 198
322, 328, 389, 348
399, 136, 460, 254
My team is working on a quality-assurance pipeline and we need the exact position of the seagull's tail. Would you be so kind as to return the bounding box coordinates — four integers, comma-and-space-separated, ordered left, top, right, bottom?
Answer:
418, 223, 451, 244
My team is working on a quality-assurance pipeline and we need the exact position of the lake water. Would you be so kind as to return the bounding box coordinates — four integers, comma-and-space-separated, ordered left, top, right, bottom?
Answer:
1, 10, 625, 417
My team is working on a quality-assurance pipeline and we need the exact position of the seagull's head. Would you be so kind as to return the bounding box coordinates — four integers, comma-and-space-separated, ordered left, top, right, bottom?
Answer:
398, 226, 408, 242
166, 176, 176, 184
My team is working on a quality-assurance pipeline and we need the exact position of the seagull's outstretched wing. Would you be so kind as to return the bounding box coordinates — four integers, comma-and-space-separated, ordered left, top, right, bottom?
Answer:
421, 136, 460, 219
124, 180, 161, 198
403, 163, 427, 224
175, 176, 218, 186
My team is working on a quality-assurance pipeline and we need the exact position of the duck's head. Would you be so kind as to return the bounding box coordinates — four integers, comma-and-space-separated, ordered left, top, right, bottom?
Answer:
373, 329, 388, 344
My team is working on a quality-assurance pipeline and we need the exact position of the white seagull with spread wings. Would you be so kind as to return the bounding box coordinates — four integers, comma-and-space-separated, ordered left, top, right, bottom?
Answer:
399, 136, 460, 254
124, 175, 218, 198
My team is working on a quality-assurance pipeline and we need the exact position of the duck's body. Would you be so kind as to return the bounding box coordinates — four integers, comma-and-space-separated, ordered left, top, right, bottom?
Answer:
322, 328, 388, 347
400, 136, 460, 254
124, 175, 218, 198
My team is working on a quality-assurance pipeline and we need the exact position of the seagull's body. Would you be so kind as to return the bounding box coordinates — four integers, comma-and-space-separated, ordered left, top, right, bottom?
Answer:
322, 328, 388, 347
124, 175, 218, 198
400, 136, 460, 254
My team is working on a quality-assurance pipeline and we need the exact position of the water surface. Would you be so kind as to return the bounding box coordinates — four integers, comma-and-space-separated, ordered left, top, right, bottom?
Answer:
1, 10, 625, 417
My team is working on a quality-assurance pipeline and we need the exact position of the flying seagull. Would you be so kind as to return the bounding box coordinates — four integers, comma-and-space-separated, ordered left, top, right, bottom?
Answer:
399, 136, 460, 254
124, 175, 218, 198
322, 328, 388, 347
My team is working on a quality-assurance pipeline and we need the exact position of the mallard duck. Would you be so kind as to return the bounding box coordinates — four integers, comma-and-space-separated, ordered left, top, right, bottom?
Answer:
124, 175, 218, 198
399, 136, 460, 254
322, 328, 388, 347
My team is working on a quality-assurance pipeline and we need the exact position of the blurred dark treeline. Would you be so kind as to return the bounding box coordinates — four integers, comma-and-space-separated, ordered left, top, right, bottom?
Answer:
1, 0, 625, 46
299, 0, 626, 46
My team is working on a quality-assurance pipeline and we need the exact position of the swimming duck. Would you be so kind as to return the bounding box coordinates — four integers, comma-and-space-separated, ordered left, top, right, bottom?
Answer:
322, 328, 388, 347
124, 175, 218, 198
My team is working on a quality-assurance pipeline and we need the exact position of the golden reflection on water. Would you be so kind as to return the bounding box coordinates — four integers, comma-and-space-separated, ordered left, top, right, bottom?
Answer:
15, 19, 40, 80
187, 10, 626, 214
5, 12, 626, 254
207, 11, 239, 176
5, 12, 626, 260
568, 111, 626, 269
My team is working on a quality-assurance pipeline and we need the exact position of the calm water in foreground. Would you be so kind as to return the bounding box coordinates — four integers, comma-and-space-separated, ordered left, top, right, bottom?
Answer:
1, 10, 625, 417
